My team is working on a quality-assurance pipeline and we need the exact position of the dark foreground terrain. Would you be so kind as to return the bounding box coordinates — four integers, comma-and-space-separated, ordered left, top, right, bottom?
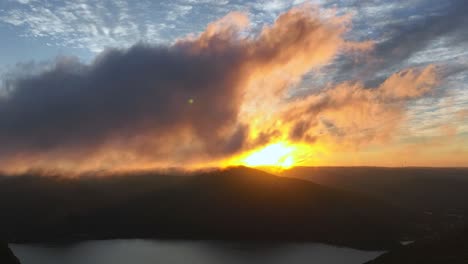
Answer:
366, 227, 468, 264
2, 166, 468, 264
0, 243, 20, 264
0, 167, 420, 250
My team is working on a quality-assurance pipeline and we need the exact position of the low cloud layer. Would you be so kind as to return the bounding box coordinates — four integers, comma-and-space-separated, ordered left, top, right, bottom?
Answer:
0, 6, 440, 172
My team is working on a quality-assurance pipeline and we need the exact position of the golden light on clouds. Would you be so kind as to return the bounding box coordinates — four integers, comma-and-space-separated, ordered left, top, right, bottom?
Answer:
1, 3, 461, 174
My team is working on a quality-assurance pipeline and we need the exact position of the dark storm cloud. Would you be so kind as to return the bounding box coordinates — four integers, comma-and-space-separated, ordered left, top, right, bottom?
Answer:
0, 42, 247, 161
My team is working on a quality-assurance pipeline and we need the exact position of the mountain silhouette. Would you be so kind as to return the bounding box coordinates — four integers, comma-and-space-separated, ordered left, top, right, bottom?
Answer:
0, 166, 419, 250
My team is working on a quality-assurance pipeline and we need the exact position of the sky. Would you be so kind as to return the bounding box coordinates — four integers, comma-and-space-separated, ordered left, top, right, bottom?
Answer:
0, 0, 467, 172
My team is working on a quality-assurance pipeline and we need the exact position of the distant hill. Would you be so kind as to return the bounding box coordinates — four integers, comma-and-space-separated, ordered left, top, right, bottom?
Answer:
0, 243, 20, 264
281, 167, 468, 216
0, 167, 418, 250
365, 227, 468, 264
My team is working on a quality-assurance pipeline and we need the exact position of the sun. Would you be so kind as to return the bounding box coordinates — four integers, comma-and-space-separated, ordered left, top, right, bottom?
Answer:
227, 141, 314, 169
242, 142, 296, 168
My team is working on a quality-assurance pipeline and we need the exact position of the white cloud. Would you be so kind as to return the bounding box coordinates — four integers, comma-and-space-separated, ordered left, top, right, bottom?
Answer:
15, 0, 31, 4
0, 0, 168, 52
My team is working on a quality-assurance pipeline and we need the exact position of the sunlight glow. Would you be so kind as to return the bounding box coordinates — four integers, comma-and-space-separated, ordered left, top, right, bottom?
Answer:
227, 141, 315, 169
244, 143, 295, 168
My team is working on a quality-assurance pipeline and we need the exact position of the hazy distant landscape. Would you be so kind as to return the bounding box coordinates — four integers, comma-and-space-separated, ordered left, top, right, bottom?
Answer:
282, 167, 468, 217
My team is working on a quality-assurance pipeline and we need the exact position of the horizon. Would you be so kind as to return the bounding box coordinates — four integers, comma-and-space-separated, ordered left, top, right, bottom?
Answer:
1, 165, 468, 179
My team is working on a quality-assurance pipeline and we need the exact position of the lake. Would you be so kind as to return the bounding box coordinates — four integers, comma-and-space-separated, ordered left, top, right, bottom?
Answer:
11, 239, 383, 264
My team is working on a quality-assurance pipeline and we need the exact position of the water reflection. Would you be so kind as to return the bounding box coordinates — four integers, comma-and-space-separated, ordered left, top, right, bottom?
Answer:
11, 239, 383, 264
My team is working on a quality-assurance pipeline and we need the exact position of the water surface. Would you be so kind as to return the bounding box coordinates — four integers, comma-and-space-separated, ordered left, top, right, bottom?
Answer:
11, 239, 383, 264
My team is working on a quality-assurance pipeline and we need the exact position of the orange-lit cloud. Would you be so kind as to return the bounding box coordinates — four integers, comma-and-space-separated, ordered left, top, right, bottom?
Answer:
280, 65, 438, 146
0, 5, 446, 173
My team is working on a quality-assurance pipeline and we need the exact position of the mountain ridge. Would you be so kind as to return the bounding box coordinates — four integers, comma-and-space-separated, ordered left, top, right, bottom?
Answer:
0, 166, 417, 250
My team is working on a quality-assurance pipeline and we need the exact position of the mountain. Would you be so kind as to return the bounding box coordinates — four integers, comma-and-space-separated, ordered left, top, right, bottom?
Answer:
281, 167, 468, 216
365, 227, 468, 264
0, 167, 418, 250
0, 243, 20, 264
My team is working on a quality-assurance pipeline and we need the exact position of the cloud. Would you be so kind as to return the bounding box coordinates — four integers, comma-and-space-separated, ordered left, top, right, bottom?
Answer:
0, 0, 185, 52
15, 0, 32, 4
330, 0, 468, 87
457, 109, 468, 121
278, 65, 439, 148
0, 6, 365, 172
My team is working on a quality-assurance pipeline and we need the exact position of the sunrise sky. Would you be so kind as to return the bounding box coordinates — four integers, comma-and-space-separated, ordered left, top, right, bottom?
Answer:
0, 0, 467, 172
